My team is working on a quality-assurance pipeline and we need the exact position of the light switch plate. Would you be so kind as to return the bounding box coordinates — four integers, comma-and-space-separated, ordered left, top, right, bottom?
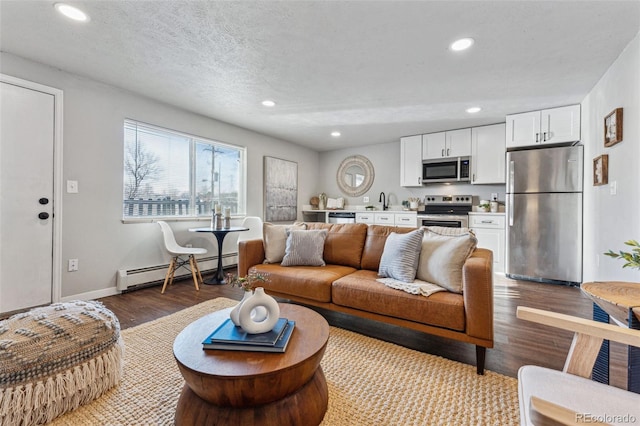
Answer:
363, 196, 369, 203
610, 181, 617, 195
67, 180, 78, 193
68, 259, 78, 272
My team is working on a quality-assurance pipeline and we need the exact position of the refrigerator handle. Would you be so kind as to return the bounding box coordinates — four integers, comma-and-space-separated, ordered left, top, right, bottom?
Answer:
508, 160, 515, 194
508, 195, 514, 227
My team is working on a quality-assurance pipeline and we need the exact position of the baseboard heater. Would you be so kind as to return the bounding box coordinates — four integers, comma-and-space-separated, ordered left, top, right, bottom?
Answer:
116, 253, 238, 292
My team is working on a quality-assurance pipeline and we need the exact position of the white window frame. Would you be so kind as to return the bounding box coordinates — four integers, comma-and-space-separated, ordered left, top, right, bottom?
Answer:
122, 119, 247, 222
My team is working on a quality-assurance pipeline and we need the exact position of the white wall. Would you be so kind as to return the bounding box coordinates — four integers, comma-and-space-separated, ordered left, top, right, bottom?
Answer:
318, 141, 505, 209
0, 53, 319, 299
582, 31, 640, 282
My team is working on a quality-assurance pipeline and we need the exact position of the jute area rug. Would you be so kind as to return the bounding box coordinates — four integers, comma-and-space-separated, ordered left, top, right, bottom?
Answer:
51, 297, 519, 425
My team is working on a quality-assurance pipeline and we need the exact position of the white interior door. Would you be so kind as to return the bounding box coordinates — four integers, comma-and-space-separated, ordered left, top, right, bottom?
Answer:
0, 81, 55, 313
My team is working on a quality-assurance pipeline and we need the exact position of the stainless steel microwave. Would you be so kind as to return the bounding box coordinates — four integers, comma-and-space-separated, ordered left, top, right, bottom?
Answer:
422, 157, 471, 183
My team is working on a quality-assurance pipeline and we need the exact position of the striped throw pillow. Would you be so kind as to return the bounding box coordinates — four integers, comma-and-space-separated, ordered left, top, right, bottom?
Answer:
281, 229, 328, 266
378, 228, 424, 283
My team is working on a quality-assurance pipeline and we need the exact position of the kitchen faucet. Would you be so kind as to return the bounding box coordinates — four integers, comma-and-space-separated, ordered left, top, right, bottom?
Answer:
379, 192, 388, 211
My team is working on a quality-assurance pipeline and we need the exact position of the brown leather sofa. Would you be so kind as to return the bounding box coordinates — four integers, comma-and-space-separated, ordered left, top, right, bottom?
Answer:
238, 222, 493, 374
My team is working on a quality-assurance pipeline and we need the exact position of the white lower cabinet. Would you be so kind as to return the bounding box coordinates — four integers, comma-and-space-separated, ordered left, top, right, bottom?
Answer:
374, 213, 394, 225
469, 214, 505, 273
394, 214, 418, 228
356, 212, 417, 227
355, 212, 374, 224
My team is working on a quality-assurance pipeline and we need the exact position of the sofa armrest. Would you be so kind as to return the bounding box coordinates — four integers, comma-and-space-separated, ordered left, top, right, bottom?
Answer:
238, 239, 266, 276
462, 248, 494, 344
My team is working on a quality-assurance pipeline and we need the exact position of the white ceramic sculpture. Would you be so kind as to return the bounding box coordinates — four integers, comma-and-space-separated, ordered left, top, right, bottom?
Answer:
237, 287, 280, 334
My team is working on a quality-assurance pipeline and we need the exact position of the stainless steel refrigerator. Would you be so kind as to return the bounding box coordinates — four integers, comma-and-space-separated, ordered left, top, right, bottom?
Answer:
505, 145, 583, 286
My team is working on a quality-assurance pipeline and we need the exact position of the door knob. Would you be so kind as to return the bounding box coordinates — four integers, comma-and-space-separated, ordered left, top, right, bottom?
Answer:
38, 212, 49, 220
39, 198, 49, 205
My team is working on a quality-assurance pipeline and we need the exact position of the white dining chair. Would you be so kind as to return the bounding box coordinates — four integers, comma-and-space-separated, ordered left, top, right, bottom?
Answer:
157, 221, 207, 293
237, 216, 263, 244
516, 306, 640, 425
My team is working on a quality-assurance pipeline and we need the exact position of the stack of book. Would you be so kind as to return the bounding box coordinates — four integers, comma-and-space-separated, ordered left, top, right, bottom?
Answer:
202, 317, 295, 353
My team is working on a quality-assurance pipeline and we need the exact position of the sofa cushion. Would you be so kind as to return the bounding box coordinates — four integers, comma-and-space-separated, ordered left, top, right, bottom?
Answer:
306, 223, 368, 269
332, 270, 465, 331
281, 229, 328, 266
263, 222, 307, 264
378, 228, 424, 282
249, 263, 356, 303
416, 227, 477, 294
361, 225, 416, 271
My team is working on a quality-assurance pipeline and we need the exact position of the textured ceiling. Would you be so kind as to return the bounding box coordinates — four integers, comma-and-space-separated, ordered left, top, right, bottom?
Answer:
1, 1, 639, 151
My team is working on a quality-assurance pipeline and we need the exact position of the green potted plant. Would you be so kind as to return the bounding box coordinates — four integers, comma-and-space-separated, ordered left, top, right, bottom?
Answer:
477, 203, 490, 212
604, 240, 640, 269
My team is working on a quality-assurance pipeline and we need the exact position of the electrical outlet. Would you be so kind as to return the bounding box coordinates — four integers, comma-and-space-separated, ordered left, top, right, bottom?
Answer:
491, 193, 498, 201
68, 258, 78, 272
363, 196, 369, 203
66, 180, 78, 193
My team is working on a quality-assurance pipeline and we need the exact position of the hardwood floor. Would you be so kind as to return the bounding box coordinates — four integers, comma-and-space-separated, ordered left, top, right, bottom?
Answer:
100, 270, 628, 388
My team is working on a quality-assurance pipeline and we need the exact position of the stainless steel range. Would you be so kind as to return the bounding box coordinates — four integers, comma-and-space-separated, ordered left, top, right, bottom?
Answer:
417, 195, 472, 228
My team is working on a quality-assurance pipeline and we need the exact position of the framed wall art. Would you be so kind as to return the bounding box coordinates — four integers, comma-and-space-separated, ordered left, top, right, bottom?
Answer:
593, 154, 608, 186
604, 108, 623, 147
264, 156, 298, 222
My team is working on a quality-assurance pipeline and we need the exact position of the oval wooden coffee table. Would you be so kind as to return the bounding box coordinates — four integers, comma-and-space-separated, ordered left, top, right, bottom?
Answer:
173, 303, 330, 425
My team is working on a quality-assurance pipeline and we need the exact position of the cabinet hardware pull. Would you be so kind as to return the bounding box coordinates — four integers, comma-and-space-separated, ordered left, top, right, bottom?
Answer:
481, 220, 493, 223
543, 132, 548, 141
441, 148, 444, 156
447, 148, 450, 156
535, 133, 540, 143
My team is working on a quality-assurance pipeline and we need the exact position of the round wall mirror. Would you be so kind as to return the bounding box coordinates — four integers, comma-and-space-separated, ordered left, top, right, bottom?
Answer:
336, 155, 374, 197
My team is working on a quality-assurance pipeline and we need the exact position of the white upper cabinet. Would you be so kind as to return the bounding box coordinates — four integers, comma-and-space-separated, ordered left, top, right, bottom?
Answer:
422, 129, 471, 160
400, 135, 423, 187
446, 128, 472, 157
506, 104, 580, 149
541, 105, 581, 144
422, 132, 446, 159
471, 123, 506, 185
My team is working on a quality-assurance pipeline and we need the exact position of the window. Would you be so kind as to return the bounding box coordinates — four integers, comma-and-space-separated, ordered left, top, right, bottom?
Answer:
123, 120, 246, 219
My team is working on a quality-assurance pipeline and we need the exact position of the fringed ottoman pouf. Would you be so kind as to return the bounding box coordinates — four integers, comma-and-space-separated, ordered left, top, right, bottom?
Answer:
0, 300, 124, 425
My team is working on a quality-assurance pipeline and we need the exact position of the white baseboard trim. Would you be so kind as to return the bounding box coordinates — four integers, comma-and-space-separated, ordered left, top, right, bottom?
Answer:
60, 287, 120, 302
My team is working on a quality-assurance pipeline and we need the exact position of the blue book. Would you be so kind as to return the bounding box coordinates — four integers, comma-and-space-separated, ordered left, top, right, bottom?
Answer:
202, 317, 288, 346
203, 320, 295, 353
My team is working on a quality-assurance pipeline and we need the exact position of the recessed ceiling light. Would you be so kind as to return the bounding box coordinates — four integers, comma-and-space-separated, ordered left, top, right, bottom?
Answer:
466, 107, 481, 114
450, 38, 474, 52
54, 3, 90, 22
261, 100, 276, 107
331, 131, 341, 137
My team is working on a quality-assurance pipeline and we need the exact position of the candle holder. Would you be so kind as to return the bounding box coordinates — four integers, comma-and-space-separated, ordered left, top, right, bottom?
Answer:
224, 216, 231, 229
214, 213, 223, 230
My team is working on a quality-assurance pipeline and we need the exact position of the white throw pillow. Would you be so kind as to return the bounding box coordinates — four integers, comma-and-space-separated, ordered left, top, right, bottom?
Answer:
378, 229, 425, 283
281, 229, 328, 267
416, 228, 477, 293
262, 222, 307, 264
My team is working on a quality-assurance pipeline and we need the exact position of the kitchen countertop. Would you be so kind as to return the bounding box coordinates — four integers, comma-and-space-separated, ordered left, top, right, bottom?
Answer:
468, 211, 505, 216
302, 209, 417, 214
